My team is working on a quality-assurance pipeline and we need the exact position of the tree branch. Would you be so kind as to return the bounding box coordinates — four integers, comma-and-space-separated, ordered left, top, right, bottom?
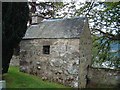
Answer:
94, 28, 120, 40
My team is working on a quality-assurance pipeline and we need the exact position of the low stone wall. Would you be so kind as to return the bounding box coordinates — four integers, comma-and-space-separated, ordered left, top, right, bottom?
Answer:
87, 67, 120, 88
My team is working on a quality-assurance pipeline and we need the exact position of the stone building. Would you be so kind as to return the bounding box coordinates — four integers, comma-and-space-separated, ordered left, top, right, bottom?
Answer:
17, 17, 92, 88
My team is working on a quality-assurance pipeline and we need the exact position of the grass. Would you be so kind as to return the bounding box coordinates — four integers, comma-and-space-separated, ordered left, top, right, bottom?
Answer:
3, 66, 71, 89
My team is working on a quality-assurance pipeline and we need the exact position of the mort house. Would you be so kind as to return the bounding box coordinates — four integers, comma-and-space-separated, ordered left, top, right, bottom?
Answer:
12, 17, 92, 88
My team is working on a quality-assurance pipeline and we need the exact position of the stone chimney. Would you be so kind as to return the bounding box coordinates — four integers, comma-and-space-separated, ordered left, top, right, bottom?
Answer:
31, 13, 44, 24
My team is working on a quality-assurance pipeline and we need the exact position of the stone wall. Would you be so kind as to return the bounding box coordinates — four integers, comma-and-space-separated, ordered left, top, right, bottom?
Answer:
10, 55, 19, 66
87, 67, 120, 88
79, 18, 92, 88
20, 39, 80, 87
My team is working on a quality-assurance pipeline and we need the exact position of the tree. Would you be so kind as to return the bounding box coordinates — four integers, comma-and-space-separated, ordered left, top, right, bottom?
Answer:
90, 2, 120, 68
2, 2, 29, 74
28, 2, 64, 25
75, 2, 120, 68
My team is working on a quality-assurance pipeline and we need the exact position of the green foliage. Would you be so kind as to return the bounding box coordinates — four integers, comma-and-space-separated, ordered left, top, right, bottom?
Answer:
3, 66, 70, 88
91, 2, 120, 69
69, 2, 120, 68
92, 35, 120, 69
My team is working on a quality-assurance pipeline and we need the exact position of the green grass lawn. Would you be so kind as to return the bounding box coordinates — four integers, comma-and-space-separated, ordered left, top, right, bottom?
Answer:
3, 66, 71, 89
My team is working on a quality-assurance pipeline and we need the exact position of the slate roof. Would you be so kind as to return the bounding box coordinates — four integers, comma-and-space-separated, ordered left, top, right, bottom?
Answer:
23, 17, 87, 39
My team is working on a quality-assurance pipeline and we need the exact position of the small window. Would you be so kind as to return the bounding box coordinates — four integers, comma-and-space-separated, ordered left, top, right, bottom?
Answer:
43, 45, 50, 54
